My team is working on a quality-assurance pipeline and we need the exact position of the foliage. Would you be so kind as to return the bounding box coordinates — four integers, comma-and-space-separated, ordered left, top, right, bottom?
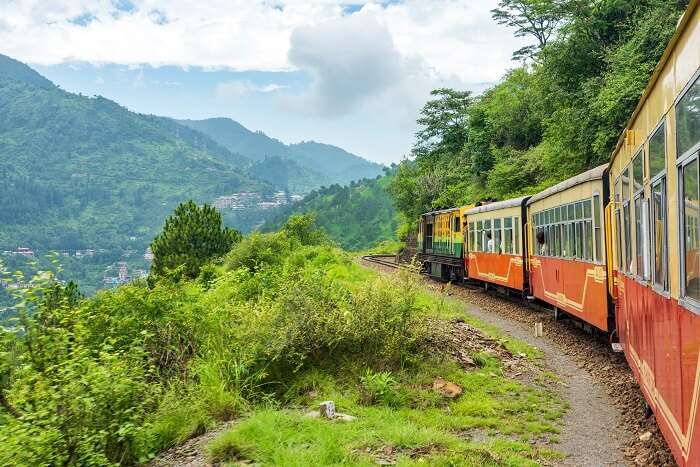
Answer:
179, 117, 384, 189
264, 173, 400, 250
150, 201, 240, 280
491, 0, 565, 61
390, 0, 689, 226
359, 369, 400, 406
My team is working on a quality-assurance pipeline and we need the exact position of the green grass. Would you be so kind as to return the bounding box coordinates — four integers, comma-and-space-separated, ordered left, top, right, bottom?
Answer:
208, 354, 565, 465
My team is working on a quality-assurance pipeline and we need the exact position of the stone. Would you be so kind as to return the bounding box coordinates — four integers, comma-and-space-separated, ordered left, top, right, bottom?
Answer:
433, 377, 463, 398
639, 431, 652, 442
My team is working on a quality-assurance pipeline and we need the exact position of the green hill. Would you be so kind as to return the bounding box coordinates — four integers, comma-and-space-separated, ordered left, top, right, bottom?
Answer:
0, 54, 266, 294
263, 173, 399, 250
179, 117, 384, 187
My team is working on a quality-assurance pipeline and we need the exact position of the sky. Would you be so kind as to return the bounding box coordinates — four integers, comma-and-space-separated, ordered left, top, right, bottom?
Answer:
0, 0, 530, 164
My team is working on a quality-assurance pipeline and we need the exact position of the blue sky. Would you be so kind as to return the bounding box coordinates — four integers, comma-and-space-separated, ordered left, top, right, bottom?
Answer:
1, 1, 528, 163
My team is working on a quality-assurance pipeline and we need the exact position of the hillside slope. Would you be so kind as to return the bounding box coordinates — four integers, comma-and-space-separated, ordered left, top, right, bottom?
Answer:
0, 53, 267, 297
179, 117, 384, 187
263, 173, 399, 250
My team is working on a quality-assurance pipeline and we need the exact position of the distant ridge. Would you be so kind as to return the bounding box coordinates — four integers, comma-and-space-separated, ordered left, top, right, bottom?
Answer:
178, 118, 384, 187
0, 53, 55, 89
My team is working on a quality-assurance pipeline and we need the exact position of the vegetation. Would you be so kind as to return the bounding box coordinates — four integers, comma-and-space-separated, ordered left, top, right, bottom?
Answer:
263, 173, 400, 250
389, 0, 689, 226
179, 117, 384, 189
0, 211, 563, 465
150, 201, 241, 280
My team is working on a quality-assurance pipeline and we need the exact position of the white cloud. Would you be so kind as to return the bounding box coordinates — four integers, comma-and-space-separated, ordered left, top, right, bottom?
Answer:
0, 1, 531, 162
215, 80, 289, 98
285, 13, 405, 116
0, 1, 527, 84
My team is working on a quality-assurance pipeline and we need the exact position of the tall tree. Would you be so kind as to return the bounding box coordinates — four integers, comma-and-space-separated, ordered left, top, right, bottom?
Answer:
413, 88, 472, 163
150, 201, 240, 280
491, 0, 565, 61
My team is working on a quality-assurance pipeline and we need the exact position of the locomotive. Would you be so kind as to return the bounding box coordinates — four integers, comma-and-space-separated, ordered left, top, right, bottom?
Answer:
417, 1, 700, 465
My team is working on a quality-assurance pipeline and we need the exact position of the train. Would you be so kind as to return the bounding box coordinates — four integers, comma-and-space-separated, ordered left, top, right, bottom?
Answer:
416, 1, 700, 465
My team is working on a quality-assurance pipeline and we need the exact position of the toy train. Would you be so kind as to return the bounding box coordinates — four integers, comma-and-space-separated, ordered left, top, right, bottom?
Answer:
417, 1, 700, 465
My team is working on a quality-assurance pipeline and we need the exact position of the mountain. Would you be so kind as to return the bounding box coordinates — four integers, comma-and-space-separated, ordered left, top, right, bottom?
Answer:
263, 173, 399, 250
0, 54, 266, 294
178, 117, 384, 187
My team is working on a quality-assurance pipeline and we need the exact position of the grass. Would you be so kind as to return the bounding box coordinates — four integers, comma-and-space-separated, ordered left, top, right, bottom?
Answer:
191, 251, 566, 465
207, 322, 566, 466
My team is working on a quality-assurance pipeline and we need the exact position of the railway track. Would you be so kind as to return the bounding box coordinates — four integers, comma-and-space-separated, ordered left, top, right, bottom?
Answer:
360, 254, 402, 269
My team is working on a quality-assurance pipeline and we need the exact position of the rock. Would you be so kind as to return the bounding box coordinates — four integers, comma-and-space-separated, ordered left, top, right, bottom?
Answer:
639, 431, 652, 442
433, 377, 463, 398
334, 412, 356, 422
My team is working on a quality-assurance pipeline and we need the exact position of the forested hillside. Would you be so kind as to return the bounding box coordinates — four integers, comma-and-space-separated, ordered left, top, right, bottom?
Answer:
179, 118, 384, 188
263, 173, 399, 250
0, 54, 269, 296
389, 0, 689, 224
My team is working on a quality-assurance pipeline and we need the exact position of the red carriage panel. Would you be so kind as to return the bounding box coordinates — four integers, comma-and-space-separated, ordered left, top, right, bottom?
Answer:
530, 256, 609, 331
466, 251, 525, 291
617, 274, 700, 466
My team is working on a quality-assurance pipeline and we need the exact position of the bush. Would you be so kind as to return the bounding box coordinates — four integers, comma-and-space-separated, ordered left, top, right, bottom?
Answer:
150, 201, 240, 281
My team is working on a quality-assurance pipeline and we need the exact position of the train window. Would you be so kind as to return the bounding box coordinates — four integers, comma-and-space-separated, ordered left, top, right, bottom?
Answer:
555, 207, 561, 223
476, 221, 483, 252
468, 222, 474, 251
677, 76, 700, 159
632, 151, 644, 194
682, 158, 700, 301
622, 167, 631, 202
583, 200, 592, 219
575, 202, 583, 220
554, 224, 560, 256
494, 219, 503, 254
651, 181, 668, 290
576, 222, 584, 260
567, 204, 574, 220
585, 221, 593, 262
623, 203, 632, 272
504, 218, 513, 254
484, 220, 492, 253
635, 196, 643, 277
594, 195, 602, 263
454, 217, 461, 232
514, 218, 520, 255
649, 123, 666, 179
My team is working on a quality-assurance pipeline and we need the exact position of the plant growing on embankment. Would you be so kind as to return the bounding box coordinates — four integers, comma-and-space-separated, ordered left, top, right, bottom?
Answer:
0, 213, 564, 465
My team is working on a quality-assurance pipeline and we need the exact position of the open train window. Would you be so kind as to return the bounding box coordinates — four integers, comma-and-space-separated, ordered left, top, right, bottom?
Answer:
468, 222, 475, 251
454, 216, 461, 232
514, 217, 520, 255
494, 219, 502, 254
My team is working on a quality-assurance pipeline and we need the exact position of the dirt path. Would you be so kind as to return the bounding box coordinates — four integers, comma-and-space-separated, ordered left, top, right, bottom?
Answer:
362, 259, 675, 466
449, 292, 626, 466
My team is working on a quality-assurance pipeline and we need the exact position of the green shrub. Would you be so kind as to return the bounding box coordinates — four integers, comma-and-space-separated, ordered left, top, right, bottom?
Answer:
360, 369, 400, 406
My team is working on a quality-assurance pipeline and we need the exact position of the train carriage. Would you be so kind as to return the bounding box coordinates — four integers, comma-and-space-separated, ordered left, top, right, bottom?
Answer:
417, 206, 467, 281
464, 197, 529, 292
608, 1, 700, 464
527, 165, 613, 332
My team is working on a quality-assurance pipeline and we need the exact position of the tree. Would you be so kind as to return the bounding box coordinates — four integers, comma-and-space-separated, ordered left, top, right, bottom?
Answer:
414, 88, 472, 162
150, 201, 240, 280
491, 0, 565, 61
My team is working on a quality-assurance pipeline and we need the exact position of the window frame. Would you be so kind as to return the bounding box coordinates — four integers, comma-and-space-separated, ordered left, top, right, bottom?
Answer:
678, 153, 700, 313
675, 71, 700, 161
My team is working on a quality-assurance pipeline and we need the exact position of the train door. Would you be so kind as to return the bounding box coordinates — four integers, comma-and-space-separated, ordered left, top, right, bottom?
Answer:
425, 221, 434, 252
